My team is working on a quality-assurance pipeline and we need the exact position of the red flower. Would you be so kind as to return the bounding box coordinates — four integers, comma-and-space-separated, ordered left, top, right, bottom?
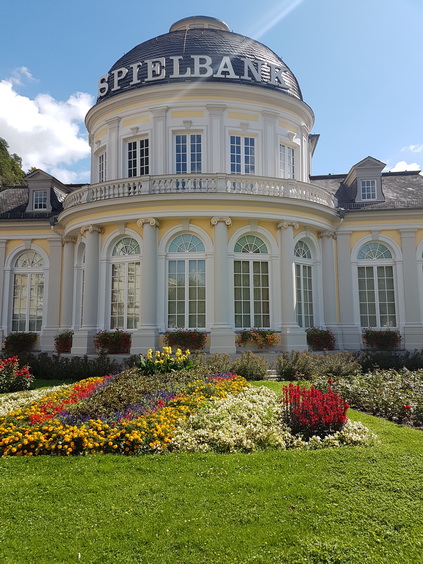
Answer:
403, 404, 411, 410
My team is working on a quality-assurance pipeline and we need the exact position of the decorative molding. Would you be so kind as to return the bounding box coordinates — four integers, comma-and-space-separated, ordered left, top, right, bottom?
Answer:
137, 217, 161, 228
210, 217, 232, 227
249, 219, 258, 230
287, 131, 296, 142
319, 230, 337, 240
62, 236, 77, 246
240, 122, 249, 132
80, 225, 103, 237
24, 240, 32, 249
276, 220, 299, 230
183, 120, 192, 130
371, 230, 380, 240
130, 126, 139, 136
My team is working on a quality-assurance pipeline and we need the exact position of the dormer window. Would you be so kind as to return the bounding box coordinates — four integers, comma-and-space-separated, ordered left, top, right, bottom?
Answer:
360, 179, 376, 200
33, 190, 48, 210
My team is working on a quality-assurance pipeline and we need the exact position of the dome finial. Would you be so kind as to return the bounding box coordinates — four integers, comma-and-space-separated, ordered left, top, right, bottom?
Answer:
169, 16, 230, 32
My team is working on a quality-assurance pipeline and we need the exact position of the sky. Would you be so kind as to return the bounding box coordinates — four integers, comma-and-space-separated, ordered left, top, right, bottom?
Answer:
1, 0, 422, 184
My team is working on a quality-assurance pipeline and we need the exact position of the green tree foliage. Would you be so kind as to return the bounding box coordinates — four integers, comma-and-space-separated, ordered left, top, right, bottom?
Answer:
0, 137, 26, 188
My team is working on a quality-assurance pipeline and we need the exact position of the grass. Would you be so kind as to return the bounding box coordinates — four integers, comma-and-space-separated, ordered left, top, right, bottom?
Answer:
0, 381, 422, 563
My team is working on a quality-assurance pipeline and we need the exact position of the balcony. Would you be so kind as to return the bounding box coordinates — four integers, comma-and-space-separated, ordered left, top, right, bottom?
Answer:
63, 174, 335, 210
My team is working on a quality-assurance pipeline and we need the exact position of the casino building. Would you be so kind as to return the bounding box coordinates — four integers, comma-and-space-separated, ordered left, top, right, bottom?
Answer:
1, 15, 423, 355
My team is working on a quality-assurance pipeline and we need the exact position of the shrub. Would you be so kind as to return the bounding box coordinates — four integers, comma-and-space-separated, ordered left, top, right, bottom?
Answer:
3, 332, 37, 355
94, 330, 131, 354
163, 329, 207, 351
193, 352, 234, 375
231, 351, 269, 381
312, 351, 362, 381
0, 356, 34, 393
281, 383, 349, 439
236, 329, 280, 349
306, 328, 336, 350
136, 347, 193, 375
313, 368, 423, 428
356, 349, 423, 372
362, 329, 401, 350
14, 352, 123, 381
54, 330, 73, 354
275, 350, 316, 381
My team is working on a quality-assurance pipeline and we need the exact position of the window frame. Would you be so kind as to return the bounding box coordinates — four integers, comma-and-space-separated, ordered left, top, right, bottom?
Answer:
166, 233, 206, 330
32, 190, 48, 211
174, 132, 203, 174
294, 240, 314, 328
126, 136, 150, 178
230, 134, 256, 175
360, 179, 377, 201
279, 143, 295, 179
11, 250, 45, 332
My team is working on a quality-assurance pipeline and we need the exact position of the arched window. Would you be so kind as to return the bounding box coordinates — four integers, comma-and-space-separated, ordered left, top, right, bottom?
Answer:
110, 237, 140, 329
12, 251, 44, 331
294, 240, 314, 328
234, 235, 270, 328
167, 234, 206, 329
357, 242, 396, 327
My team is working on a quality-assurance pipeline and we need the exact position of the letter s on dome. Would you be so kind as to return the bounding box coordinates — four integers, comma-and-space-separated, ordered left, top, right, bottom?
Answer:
98, 74, 110, 97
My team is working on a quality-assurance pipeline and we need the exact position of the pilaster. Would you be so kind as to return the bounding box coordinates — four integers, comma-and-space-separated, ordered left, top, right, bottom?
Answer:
400, 229, 423, 348
277, 220, 307, 351
209, 217, 236, 353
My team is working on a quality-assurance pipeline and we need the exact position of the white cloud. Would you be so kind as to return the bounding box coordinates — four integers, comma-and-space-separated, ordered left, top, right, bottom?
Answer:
390, 160, 421, 172
402, 144, 423, 153
0, 69, 94, 183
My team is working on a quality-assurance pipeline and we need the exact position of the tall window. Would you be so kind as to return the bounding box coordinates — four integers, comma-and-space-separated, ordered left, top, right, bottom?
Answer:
33, 190, 48, 210
12, 251, 44, 331
234, 235, 270, 328
110, 238, 140, 329
127, 138, 149, 177
167, 234, 206, 329
175, 134, 202, 173
230, 136, 255, 174
294, 240, 314, 328
280, 145, 295, 179
360, 179, 376, 200
357, 242, 396, 327
98, 153, 106, 182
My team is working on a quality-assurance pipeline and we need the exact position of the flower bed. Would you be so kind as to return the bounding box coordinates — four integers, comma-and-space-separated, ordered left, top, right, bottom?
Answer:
313, 368, 423, 427
236, 329, 280, 349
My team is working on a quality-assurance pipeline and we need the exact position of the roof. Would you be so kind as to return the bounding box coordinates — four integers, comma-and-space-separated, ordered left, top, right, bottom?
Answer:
97, 18, 302, 103
311, 170, 423, 210
0, 186, 64, 220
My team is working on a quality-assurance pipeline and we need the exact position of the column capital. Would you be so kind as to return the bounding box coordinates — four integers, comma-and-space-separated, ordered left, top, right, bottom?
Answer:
137, 217, 161, 228
80, 224, 103, 237
276, 220, 299, 230
210, 217, 232, 227
62, 236, 77, 246
319, 230, 337, 240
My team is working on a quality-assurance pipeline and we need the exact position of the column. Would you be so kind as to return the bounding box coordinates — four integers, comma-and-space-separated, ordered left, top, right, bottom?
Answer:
336, 230, 361, 349
277, 221, 307, 351
105, 117, 120, 180
401, 229, 423, 348
209, 217, 236, 353
207, 104, 226, 173
131, 218, 160, 353
60, 236, 76, 330
39, 238, 62, 351
319, 230, 341, 347
0, 239, 6, 344
262, 111, 278, 177
72, 225, 102, 354
151, 107, 168, 174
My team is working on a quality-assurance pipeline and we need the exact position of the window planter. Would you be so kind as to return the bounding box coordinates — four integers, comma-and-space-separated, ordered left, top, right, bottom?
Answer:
94, 330, 131, 354
3, 332, 38, 355
236, 329, 280, 350
362, 329, 401, 351
306, 328, 336, 351
54, 331, 74, 354
163, 330, 207, 351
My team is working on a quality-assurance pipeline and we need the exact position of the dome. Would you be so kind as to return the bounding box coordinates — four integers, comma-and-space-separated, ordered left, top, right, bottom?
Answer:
96, 16, 302, 103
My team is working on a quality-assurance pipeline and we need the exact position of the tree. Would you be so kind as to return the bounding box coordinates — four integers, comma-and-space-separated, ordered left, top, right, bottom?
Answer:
0, 138, 26, 188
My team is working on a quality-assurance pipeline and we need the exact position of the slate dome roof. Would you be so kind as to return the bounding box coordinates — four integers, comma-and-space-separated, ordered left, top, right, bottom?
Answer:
97, 16, 302, 103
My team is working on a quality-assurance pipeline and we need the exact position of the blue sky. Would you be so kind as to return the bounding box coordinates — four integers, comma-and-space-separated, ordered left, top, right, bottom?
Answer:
1, 0, 422, 183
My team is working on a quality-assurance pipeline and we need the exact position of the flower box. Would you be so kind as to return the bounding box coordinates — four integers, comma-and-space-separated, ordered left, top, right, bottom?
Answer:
236, 329, 280, 350
306, 328, 336, 351
94, 329, 131, 354
163, 330, 207, 351
54, 330, 74, 354
362, 329, 401, 351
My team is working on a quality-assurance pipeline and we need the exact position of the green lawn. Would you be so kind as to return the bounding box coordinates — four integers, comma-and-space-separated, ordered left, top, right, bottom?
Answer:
0, 382, 422, 563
